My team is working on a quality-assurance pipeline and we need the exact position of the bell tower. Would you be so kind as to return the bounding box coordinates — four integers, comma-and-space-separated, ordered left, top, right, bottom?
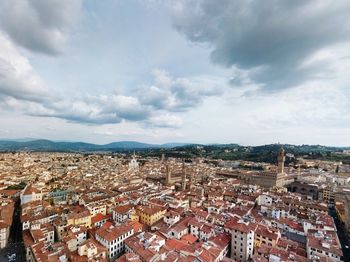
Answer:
181, 161, 186, 191
165, 161, 171, 185
277, 147, 285, 174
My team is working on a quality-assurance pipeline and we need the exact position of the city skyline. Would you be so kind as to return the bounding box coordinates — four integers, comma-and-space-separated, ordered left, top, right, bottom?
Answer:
1, 0, 350, 146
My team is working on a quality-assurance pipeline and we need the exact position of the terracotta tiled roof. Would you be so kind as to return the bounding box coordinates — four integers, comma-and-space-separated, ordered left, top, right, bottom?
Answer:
23, 184, 40, 195
91, 213, 111, 224
96, 224, 133, 242
113, 204, 133, 214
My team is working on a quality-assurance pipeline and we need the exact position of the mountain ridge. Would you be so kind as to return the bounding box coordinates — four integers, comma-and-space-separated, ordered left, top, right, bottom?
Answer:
0, 139, 191, 152
0, 139, 349, 153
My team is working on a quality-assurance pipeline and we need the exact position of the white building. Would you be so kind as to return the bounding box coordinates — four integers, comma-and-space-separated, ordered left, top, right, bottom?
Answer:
128, 154, 139, 172
64, 225, 88, 252
20, 185, 43, 205
95, 223, 134, 260
306, 230, 342, 261
225, 219, 256, 262
0, 223, 10, 249
257, 194, 273, 206
163, 210, 180, 226
86, 203, 107, 216
112, 205, 134, 223
22, 212, 58, 231
77, 239, 107, 261
0, 200, 13, 249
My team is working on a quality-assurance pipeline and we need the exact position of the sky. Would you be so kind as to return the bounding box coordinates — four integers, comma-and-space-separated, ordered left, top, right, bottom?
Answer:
1, 0, 350, 146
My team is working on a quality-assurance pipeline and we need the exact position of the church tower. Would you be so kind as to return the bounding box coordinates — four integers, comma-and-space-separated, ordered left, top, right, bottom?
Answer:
165, 162, 171, 185
277, 147, 285, 174
181, 161, 186, 191
129, 151, 139, 172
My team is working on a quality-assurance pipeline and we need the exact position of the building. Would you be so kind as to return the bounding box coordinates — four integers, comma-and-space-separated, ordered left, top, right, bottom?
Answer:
124, 232, 165, 261
63, 225, 88, 252
165, 162, 171, 186
75, 238, 107, 262
222, 150, 292, 188
86, 202, 107, 216
181, 161, 187, 191
306, 230, 343, 261
225, 219, 256, 262
20, 185, 43, 205
163, 210, 180, 226
95, 223, 134, 260
319, 186, 335, 203
92, 213, 111, 228
0, 200, 14, 249
31, 223, 55, 245
75, 238, 107, 261
113, 205, 134, 223
67, 210, 92, 228
277, 147, 285, 174
136, 206, 166, 226
344, 194, 350, 237
129, 154, 139, 172
288, 181, 319, 200
254, 224, 280, 250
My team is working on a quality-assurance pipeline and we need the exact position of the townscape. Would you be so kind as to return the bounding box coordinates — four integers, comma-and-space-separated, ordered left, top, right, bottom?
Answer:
0, 148, 349, 262
2, 0, 350, 261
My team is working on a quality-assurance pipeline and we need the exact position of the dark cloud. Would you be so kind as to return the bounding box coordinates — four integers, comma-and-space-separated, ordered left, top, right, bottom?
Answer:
0, 0, 81, 55
171, 0, 350, 90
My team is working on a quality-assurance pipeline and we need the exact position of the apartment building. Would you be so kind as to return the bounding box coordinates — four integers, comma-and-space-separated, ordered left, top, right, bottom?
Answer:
67, 210, 92, 228
95, 223, 134, 260
225, 219, 256, 262
136, 206, 166, 226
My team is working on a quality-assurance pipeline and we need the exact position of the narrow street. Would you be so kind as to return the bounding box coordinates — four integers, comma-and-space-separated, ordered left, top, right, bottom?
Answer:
329, 206, 350, 262
0, 197, 25, 262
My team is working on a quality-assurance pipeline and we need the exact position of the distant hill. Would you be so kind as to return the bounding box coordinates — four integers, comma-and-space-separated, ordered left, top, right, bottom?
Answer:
0, 140, 349, 164
137, 143, 350, 165
0, 139, 191, 152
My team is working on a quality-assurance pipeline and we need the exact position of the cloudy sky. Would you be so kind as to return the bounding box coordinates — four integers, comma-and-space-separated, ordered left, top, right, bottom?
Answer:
1, 0, 350, 146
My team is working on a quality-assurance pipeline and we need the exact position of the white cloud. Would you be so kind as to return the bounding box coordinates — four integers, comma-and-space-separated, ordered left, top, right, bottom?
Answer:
2, 0, 350, 145
0, 32, 49, 101
139, 69, 229, 111
0, 0, 82, 55
146, 113, 183, 128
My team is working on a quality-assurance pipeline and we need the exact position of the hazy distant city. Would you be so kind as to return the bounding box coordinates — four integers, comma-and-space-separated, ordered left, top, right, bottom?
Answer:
1, 1, 350, 262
